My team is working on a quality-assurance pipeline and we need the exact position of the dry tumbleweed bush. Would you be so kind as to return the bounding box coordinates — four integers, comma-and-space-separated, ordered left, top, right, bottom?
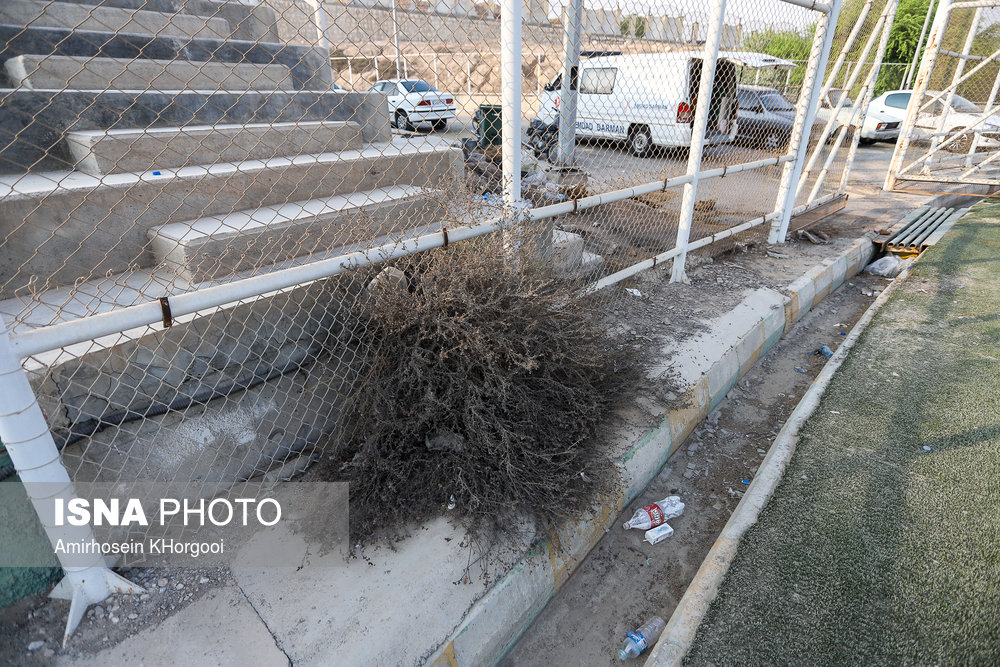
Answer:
340, 238, 640, 538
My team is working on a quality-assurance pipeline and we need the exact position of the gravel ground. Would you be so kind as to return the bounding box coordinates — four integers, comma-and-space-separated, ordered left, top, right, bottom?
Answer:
685, 203, 1000, 665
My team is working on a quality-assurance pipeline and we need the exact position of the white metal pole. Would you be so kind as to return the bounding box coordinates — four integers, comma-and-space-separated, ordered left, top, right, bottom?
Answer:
967, 57, 1000, 163
839, 0, 900, 192
558, 0, 584, 166
670, 0, 728, 283
885, 0, 953, 190
501, 0, 523, 205
392, 2, 403, 78
767, 0, 843, 245
0, 316, 142, 646
905, 0, 937, 88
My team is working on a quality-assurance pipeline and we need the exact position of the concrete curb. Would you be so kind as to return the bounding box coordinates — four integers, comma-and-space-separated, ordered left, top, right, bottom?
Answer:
646, 253, 911, 667
429, 238, 875, 666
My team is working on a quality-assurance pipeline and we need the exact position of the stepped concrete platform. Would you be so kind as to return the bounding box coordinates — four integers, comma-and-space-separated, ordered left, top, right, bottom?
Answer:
0, 87, 378, 172
1, 0, 234, 41
66, 119, 364, 174
5, 54, 295, 91
52, 0, 283, 41
0, 25, 330, 91
0, 138, 461, 299
150, 185, 447, 281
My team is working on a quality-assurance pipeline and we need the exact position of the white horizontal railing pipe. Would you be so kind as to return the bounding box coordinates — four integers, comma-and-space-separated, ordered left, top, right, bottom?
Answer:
779, 0, 833, 12
10, 155, 793, 360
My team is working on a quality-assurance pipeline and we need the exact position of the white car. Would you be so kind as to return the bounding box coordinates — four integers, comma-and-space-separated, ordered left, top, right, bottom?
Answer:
870, 89, 1000, 151
368, 79, 456, 132
814, 89, 900, 143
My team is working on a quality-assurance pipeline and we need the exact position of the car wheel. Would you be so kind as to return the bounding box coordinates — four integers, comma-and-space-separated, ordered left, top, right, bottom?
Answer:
947, 128, 972, 153
431, 119, 448, 132
629, 125, 653, 157
762, 131, 783, 152
395, 110, 413, 132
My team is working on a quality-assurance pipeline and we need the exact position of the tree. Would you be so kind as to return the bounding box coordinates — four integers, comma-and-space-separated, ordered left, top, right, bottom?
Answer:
634, 15, 648, 39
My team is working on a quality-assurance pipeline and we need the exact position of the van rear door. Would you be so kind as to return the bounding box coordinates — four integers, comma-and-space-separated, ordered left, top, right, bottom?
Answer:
687, 57, 738, 140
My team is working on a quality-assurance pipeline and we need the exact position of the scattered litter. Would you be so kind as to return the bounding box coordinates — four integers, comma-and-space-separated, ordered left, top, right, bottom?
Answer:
645, 557, 654, 566
830, 410, 841, 414
447, 495, 456, 510
892, 372, 900, 377
798, 229, 829, 245
819, 345, 834, 359
767, 250, 790, 259
840, 332, 847, 336
958, 285, 966, 289
794, 366, 806, 374
623, 496, 684, 530
152, 170, 162, 176
644, 523, 675, 545
741, 479, 751, 485
756, 448, 766, 454
625, 288, 643, 298
922, 445, 932, 452
864, 255, 906, 278
27, 641, 44, 651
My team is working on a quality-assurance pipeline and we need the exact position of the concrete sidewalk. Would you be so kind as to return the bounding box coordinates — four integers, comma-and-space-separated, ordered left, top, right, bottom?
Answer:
683, 202, 1000, 665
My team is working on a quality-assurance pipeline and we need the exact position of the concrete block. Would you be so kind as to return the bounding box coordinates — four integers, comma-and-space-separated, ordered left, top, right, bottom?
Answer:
621, 415, 674, 502
735, 323, 766, 372
66, 120, 364, 175
150, 185, 447, 282
707, 347, 739, 413
0, 0, 234, 41
578, 251, 604, 275
552, 229, 584, 273
5, 55, 295, 92
786, 274, 816, 326
829, 253, 849, 291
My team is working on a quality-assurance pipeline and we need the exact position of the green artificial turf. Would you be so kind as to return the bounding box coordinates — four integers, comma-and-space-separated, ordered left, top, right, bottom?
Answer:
685, 203, 1000, 666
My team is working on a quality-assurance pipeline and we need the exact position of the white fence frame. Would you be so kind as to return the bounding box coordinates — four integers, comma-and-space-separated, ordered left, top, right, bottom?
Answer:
0, 0, 873, 645
885, 0, 1000, 189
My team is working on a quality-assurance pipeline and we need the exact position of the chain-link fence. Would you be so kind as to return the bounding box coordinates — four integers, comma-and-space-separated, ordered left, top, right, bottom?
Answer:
0, 0, 899, 643
887, 0, 1000, 189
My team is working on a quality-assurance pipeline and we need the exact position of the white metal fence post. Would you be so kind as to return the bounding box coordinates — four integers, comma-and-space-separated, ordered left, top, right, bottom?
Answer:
932, 6, 981, 154
885, 0, 953, 191
767, 0, 843, 245
558, 0, 584, 166
501, 0, 522, 205
670, 0, 729, 283
904, 0, 937, 89
0, 316, 141, 646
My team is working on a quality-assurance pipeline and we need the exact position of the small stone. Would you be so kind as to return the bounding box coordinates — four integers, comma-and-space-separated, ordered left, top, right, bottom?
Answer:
110, 616, 120, 624
140, 594, 150, 601
27, 640, 44, 651
157, 578, 168, 587
93, 605, 105, 619
199, 577, 209, 584
175, 583, 184, 590
43, 649, 55, 658
683, 470, 694, 479
686, 462, 696, 469
756, 448, 766, 454
128, 613, 138, 620
712, 502, 724, 510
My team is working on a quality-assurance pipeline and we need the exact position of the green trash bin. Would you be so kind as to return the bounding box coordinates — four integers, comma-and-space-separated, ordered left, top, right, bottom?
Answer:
478, 104, 503, 149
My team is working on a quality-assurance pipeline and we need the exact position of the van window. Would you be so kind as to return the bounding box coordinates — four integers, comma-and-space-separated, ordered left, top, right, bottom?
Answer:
737, 89, 760, 111
885, 92, 910, 109
580, 68, 617, 95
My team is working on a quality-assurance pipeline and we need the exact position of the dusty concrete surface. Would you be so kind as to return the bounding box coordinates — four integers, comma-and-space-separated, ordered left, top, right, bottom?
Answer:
503, 271, 890, 666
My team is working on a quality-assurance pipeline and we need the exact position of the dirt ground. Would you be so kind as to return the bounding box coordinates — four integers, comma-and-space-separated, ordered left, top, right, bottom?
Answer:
504, 269, 892, 666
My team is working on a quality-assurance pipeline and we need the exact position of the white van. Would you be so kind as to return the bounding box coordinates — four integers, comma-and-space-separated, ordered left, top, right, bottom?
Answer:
538, 51, 794, 157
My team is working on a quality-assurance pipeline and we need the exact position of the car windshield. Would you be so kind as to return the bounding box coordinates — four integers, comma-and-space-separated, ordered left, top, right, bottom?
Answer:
759, 92, 794, 111
400, 80, 436, 93
950, 94, 980, 113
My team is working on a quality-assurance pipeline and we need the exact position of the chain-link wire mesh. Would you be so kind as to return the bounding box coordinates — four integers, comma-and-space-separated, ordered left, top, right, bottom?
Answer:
0, 0, 896, 567
888, 3, 1000, 188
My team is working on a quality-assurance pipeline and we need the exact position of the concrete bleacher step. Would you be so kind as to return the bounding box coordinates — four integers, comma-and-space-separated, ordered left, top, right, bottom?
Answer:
66, 120, 365, 174
1, 0, 234, 41
149, 186, 448, 282
5, 54, 294, 92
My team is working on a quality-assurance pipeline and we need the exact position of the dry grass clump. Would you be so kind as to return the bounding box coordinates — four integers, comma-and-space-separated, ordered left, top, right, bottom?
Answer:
341, 239, 640, 538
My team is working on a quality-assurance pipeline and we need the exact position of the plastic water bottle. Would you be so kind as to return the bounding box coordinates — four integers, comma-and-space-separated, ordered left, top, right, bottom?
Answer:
622, 496, 684, 530
619, 616, 666, 660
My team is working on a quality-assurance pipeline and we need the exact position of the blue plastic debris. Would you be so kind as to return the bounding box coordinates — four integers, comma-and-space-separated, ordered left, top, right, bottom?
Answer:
152, 170, 162, 175
741, 479, 751, 485
840, 332, 847, 336
819, 345, 834, 359
795, 367, 806, 373
922, 445, 932, 452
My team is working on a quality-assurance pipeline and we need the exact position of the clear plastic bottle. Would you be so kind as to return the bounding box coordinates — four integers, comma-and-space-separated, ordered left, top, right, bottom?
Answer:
619, 616, 665, 660
622, 496, 684, 530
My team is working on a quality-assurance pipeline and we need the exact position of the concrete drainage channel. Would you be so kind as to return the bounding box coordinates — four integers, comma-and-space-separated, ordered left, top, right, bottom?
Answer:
430, 237, 875, 665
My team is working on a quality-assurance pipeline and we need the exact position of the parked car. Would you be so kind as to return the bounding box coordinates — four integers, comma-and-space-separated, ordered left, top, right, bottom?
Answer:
734, 85, 796, 150
815, 88, 900, 144
538, 53, 796, 157
870, 89, 1000, 151
368, 79, 456, 132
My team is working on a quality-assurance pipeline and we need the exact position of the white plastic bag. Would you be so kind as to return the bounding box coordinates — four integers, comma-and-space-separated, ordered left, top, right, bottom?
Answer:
864, 255, 905, 278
